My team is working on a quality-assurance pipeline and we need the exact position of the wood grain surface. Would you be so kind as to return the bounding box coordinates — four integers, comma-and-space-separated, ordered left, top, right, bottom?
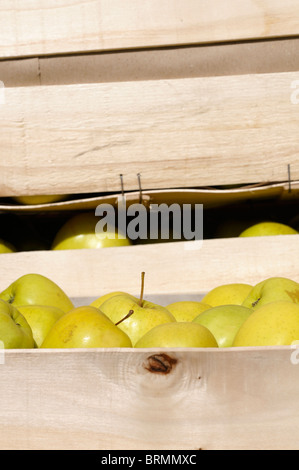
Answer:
1, 346, 299, 450
1, 71, 299, 197
1, 0, 299, 59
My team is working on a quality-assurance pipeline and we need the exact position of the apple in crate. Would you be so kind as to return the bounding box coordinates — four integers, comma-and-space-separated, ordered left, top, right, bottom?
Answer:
134, 322, 218, 348
239, 221, 298, 237
51, 212, 131, 250
41, 306, 132, 348
17, 305, 65, 348
201, 283, 253, 307
0, 239, 16, 254
100, 294, 176, 346
192, 304, 253, 348
0, 273, 74, 313
90, 291, 138, 309
166, 300, 212, 322
0, 299, 34, 349
242, 277, 299, 310
13, 195, 66, 205
233, 300, 299, 346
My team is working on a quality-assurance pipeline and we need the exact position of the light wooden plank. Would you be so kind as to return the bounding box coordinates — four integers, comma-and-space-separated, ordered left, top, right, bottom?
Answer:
0, 236, 298, 300
1, 71, 299, 196
0, 346, 299, 450
1, 0, 299, 59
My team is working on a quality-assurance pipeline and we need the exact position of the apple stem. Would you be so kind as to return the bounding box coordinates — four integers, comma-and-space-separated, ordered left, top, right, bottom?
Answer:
138, 271, 145, 307
114, 272, 145, 327
115, 309, 134, 326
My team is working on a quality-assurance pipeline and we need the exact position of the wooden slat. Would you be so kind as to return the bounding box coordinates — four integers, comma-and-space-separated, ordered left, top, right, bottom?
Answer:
1, 0, 299, 59
0, 236, 298, 300
1, 346, 299, 450
1, 71, 299, 196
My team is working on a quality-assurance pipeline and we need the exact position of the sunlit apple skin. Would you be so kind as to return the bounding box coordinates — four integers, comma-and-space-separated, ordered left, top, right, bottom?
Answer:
17, 305, 65, 348
0, 239, 16, 254
100, 295, 176, 346
233, 300, 299, 347
0, 273, 74, 314
90, 292, 138, 309
40, 306, 132, 348
0, 299, 34, 349
242, 277, 299, 310
134, 322, 218, 348
51, 212, 132, 250
202, 283, 253, 307
13, 195, 66, 205
193, 304, 253, 348
166, 301, 212, 322
239, 221, 298, 237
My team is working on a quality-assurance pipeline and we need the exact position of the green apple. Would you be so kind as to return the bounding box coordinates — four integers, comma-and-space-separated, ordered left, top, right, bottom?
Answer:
0, 239, 16, 254
17, 304, 65, 348
40, 305, 132, 348
239, 221, 298, 237
0, 299, 34, 349
100, 294, 176, 346
233, 300, 299, 346
13, 195, 66, 205
192, 304, 253, 347
51, 212, 132, 250
90, 291, 138, 309
166, 300, 212, 322
134, 322, 218, 348
242, 277, 299, 310
201, 283, 253, 307
0, 273, 74, 313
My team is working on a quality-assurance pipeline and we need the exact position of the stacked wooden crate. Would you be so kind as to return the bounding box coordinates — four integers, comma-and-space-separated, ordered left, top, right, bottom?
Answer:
0, 0, 299, 450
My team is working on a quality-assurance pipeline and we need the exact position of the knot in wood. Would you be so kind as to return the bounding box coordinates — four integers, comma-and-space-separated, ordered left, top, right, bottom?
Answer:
144, 353, 177, 374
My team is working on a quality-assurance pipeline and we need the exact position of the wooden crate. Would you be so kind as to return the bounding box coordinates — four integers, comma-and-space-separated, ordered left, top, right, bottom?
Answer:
0, 0, 299, 450
0, 237, 299, 451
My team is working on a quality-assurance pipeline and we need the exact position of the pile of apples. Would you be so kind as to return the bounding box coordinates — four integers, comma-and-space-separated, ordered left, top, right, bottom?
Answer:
1, 272, 299, 350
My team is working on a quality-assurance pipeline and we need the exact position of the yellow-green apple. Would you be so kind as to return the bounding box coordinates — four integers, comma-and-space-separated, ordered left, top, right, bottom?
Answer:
201, 283, 253, 307
51, 212, 131, 250
13, 195, 66, 205
134, 322, 218, 348
242, 277, 299, 310
0, 299, 34, 349
17, 304, 65, 348
0, 239, 16, 254
0, 273, 74, 313
99, 294, 176, 346
90, 291, 138, 309
40, 306, 132, 348
233, 300, 299, 346
166, 300, 212, 322
239, 221, 298, 237
192, 304, 253, 347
